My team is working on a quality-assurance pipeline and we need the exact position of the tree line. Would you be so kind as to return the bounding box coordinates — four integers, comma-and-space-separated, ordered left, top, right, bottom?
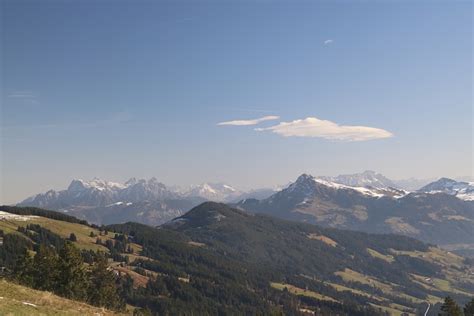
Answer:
439, 296, 474, 316
14, 242, 125, 311
0, 224, 126, 311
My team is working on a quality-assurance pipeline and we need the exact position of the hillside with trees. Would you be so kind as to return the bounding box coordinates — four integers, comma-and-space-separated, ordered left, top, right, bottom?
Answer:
1, 204, 473, 315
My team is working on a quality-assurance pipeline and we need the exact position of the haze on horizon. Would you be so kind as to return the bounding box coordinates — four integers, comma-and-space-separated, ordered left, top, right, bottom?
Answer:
1, 1, 472, 204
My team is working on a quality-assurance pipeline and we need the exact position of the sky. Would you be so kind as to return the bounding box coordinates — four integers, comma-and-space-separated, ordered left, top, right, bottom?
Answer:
1, 0, 472, 204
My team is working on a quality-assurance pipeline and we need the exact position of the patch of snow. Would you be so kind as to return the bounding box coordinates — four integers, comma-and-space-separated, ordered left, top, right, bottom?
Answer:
420, 178, 474, 201
314, 179, 384, 197
214, 214, 226, 221
0, 211, 38, 221
22, 302, 37, 307
222, 184, 236, 192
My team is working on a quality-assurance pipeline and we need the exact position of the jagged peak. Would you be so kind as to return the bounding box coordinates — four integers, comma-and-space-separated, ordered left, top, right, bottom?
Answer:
295, 173, 315, 183
68, 179, 89, 191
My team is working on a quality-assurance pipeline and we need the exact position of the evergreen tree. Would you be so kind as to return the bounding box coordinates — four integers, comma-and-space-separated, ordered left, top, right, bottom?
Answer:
13, 249, 34, 287
87, 254, 124, 310
32, 244, 59, 291
465, 298, 474, 316
69, 233, 77, 242
439, 296, 462, 316
56, 242, 88, 300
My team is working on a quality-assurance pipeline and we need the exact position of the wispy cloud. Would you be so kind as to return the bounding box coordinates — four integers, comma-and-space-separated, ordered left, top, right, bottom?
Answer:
255, 117, 393, 141
324, 39, 333, 45
2, 111, 132, 131
7, 91, 35, 98
217, 115, 280, 126
6, 90, 39, 105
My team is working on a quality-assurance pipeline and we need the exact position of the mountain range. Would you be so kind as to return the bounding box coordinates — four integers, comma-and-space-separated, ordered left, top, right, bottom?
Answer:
237, 174, 474, 257
17, 177, 277, 225
17, 171, 474, 257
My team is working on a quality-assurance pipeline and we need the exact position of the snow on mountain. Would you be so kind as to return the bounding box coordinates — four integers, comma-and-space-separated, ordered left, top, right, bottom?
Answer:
184, 183, 242, 202
18, 177, 250, 210
0, 211, 39, 221
419, 178, 474, 201
318, 170, 398, 189
291, 173, 407, 199
19, 177, 178, 209
120, 177, 177, 201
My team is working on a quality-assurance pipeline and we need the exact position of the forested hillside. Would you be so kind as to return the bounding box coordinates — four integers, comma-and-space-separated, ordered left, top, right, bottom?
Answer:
1, 204, 473, 315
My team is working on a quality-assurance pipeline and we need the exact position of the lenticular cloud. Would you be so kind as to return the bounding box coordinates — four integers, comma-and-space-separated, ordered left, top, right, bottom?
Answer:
217, 115, 280, 126
255, 117, 393, 141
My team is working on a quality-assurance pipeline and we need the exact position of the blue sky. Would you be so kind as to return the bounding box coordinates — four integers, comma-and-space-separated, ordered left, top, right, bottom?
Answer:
1, 0, 472, 203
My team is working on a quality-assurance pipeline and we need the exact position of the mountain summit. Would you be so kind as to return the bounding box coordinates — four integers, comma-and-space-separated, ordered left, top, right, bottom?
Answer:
237, 173, 474, 255
419, 178, 474, 201
318, 170, 398, 189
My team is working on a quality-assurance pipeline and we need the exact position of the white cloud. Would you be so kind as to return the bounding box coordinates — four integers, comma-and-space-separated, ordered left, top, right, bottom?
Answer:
255, 117, 393, 141
217, 115, 280, 126
324, 39, 333, 45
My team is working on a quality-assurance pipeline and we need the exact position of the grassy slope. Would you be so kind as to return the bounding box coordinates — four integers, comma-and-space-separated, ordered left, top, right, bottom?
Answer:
3, 205, 473, 315
0, 216, 113, 252
271, 282, 338, 302
0, 279, 130, 316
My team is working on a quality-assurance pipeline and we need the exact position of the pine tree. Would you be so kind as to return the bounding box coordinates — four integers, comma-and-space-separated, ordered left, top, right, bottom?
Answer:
13, 249, 34, 287
439, 296, 462, 316
465, 298, 474, 316
56, 242, 88, 300
32, 244, 59, 291
69, 233, 77, 242
87, 254, 124, 310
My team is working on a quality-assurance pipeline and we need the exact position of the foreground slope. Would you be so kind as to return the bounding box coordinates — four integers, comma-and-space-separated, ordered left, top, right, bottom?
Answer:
0, 279, 125, 316
0, 206, 115, 252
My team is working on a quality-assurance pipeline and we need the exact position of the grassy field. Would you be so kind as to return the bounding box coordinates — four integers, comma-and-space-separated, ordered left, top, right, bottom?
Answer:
0, 216, 114, 252
391, 247, 474, 298
410, 273, 472, 298
0, 279, 130, 316
389, 247, 465, 269
324, 281, 384, 301
335, 268, 395, 293
367, 248, 395, 263
307, 233, 338, 247
270, 282, 338, 302
334, 268, 428, 308
370, 303, 416, 316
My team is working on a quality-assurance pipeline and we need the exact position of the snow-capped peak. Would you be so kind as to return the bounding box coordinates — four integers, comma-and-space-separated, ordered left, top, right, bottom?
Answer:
318, 170, 398, 189
287, 173, 407, 199
419, 178, 474, 201
184, 183, 242, 201
68, 178, 125, 192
